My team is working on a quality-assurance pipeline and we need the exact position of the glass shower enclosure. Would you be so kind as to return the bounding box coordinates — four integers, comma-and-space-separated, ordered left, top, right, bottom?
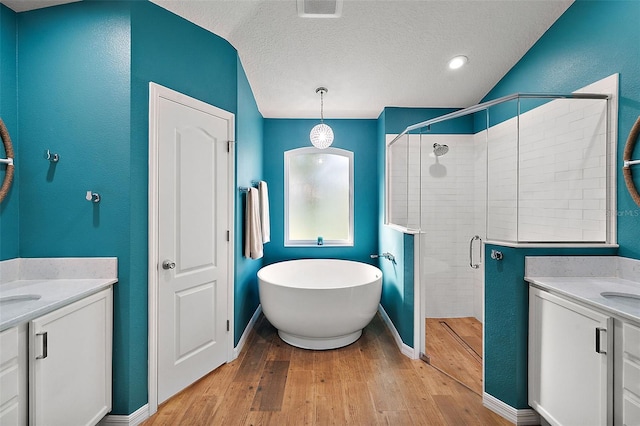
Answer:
386, 86, 614, 393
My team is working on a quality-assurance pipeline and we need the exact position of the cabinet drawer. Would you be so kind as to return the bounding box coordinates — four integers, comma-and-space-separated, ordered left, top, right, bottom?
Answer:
0, 364, 18, 406
623, 322, 640, 360
0, 327, 18, 365
623, 394, 640, 426
624, 359, 640, 398
0, 401, 19, 425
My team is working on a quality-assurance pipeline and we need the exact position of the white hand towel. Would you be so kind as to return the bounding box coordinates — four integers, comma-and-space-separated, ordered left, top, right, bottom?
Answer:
258, 180, 271, 244
244, 187, 263, 259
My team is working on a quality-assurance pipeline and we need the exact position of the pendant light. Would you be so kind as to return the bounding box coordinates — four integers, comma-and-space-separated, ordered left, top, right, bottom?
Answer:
310, 87, 334, 149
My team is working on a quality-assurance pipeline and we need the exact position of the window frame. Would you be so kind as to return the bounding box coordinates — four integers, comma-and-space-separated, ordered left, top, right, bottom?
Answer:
284, 146, 354, 247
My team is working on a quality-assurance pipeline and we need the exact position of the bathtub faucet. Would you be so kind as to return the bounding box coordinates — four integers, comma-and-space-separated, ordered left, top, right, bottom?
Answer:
371, 252, 396, 263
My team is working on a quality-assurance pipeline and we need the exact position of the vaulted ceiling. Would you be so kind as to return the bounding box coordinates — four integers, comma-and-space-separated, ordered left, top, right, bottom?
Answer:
3, 0, 574, 118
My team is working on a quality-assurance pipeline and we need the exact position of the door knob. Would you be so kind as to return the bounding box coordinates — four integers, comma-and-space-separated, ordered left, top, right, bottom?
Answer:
162, 260, 176, 270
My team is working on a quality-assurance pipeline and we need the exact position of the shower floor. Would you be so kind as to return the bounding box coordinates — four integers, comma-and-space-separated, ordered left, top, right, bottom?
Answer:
425, 317, 483, 395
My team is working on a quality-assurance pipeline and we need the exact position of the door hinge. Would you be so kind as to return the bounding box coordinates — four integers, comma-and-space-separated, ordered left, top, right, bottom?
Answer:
227, 140, 233, 153
226, 230, 230, 241
226, 320, 230, 332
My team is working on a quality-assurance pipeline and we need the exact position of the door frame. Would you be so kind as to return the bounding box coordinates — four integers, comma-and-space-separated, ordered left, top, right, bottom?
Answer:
147, 82, 235, 416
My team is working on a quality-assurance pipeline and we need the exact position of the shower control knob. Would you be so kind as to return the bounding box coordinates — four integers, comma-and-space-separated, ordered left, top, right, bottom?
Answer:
162, 260, 176, 270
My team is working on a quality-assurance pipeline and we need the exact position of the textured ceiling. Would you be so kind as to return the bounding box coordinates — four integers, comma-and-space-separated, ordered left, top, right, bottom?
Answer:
1, 0, 79, 12
3, 0, 574, 119
151, 0, 573, 119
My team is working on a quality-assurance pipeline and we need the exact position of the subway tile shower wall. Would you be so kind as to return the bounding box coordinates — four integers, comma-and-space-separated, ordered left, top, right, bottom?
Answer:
487, 74, 616, 243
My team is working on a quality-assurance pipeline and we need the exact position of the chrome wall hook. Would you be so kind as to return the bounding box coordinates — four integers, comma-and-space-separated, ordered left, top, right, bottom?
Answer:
86, 191, 100, 203
44, 149, 59, 163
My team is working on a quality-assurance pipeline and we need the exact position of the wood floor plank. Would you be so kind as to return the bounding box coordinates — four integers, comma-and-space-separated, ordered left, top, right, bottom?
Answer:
432, 394, 474, 425
376, 409, 415, 425
206, 381, 256, 426
314, 380, 348, 425
341, 380, 378, 425
234, 341, 269, 382
426, 317, 483, 395
251, 360, 290, 411
289, 346, 315, 371
281, 369, 315, 425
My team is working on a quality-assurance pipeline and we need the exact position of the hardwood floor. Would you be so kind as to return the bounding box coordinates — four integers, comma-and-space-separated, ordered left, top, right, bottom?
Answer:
425, 317, 483, 395
143, 314, 511, 425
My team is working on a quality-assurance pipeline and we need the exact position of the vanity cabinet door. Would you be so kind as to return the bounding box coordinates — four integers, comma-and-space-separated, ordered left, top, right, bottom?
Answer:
529, 286, 613, 426
29, 288, 112, 426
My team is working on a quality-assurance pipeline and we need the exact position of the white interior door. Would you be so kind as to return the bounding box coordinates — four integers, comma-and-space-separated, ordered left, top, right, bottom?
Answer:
154, 86, 233, 404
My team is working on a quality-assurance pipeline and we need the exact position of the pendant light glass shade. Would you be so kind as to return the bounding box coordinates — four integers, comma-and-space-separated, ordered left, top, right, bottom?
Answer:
310, 87, 334, 149
310, 123, 334, 149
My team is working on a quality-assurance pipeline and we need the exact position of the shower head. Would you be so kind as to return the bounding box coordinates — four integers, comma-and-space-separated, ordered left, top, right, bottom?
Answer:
433, 143, 449, 157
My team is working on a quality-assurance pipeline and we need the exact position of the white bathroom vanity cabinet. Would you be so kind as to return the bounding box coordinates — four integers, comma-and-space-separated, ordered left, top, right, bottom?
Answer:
0, 257, 117, 426
29, 288, 113, 425
528, 286, 613, 425
526, 256, 640, 426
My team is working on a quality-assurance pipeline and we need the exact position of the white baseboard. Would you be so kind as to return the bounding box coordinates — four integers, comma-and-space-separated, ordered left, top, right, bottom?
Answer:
233, 305, 262, 359
377, 304, 419, 359
100, 404, 149, 426
483, 392, 540, 425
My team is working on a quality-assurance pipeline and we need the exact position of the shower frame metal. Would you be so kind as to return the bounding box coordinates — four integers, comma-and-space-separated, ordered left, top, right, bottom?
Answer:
388, 92, 610, 147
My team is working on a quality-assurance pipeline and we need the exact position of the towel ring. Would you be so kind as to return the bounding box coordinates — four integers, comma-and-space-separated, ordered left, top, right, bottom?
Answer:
0, 119, 15, 204
623, 115, 640, 207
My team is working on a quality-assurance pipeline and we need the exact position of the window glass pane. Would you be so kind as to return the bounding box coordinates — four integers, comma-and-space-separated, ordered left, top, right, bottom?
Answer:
286, 148, 353, 245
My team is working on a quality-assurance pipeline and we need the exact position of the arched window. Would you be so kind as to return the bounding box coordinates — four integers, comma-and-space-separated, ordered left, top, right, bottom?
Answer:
284, 147, 354, 246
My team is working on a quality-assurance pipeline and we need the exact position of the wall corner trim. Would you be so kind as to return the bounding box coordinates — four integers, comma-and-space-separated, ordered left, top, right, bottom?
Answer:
378, 304, 418, 359
233, 305, 262, 359
99, 404, 149, 426
483, 393, 540, 425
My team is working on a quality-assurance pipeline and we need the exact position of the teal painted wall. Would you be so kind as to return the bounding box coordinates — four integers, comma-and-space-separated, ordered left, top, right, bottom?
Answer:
16, 1, 135, 413
234, 58, 264, 344
482, 0, 639, 410
8, 0, 259, 415
0, 4, 18, 260
262, 119, 378, 264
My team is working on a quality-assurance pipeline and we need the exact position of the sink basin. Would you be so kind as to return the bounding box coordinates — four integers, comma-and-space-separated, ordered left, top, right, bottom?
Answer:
0, 294, 41, 305
600, 292, 640, 309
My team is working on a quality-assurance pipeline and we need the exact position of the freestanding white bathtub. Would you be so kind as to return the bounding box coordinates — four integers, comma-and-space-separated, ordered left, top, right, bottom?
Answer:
257, 259, 383, 350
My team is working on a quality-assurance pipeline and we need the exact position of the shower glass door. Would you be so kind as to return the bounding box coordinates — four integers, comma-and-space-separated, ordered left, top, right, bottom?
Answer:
420, 118, 487, 395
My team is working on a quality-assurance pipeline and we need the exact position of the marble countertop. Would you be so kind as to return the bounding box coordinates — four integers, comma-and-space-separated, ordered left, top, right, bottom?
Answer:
0, 257, 118, 331
525, 276, 640, 323
0, 278, 117, 331
525, 256, 640, 323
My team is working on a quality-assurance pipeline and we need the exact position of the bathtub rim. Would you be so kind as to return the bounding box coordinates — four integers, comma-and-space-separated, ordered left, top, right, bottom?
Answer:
257, 258, 382, 290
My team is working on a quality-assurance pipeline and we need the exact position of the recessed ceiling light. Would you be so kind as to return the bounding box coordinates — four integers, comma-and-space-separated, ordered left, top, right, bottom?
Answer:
448, 55, 468, 70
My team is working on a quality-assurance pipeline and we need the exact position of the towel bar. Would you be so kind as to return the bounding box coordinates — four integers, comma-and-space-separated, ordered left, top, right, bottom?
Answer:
239, 181, 260, 193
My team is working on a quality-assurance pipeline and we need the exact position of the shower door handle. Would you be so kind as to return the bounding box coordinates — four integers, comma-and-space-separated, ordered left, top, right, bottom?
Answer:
469, 235, 482, 269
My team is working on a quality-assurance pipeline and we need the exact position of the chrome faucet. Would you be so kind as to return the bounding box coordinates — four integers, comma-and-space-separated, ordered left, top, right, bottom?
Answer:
371, 252, 396, 263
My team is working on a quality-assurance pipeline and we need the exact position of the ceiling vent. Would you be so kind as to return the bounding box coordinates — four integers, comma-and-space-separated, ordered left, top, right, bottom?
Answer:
297, 0, 343, 18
